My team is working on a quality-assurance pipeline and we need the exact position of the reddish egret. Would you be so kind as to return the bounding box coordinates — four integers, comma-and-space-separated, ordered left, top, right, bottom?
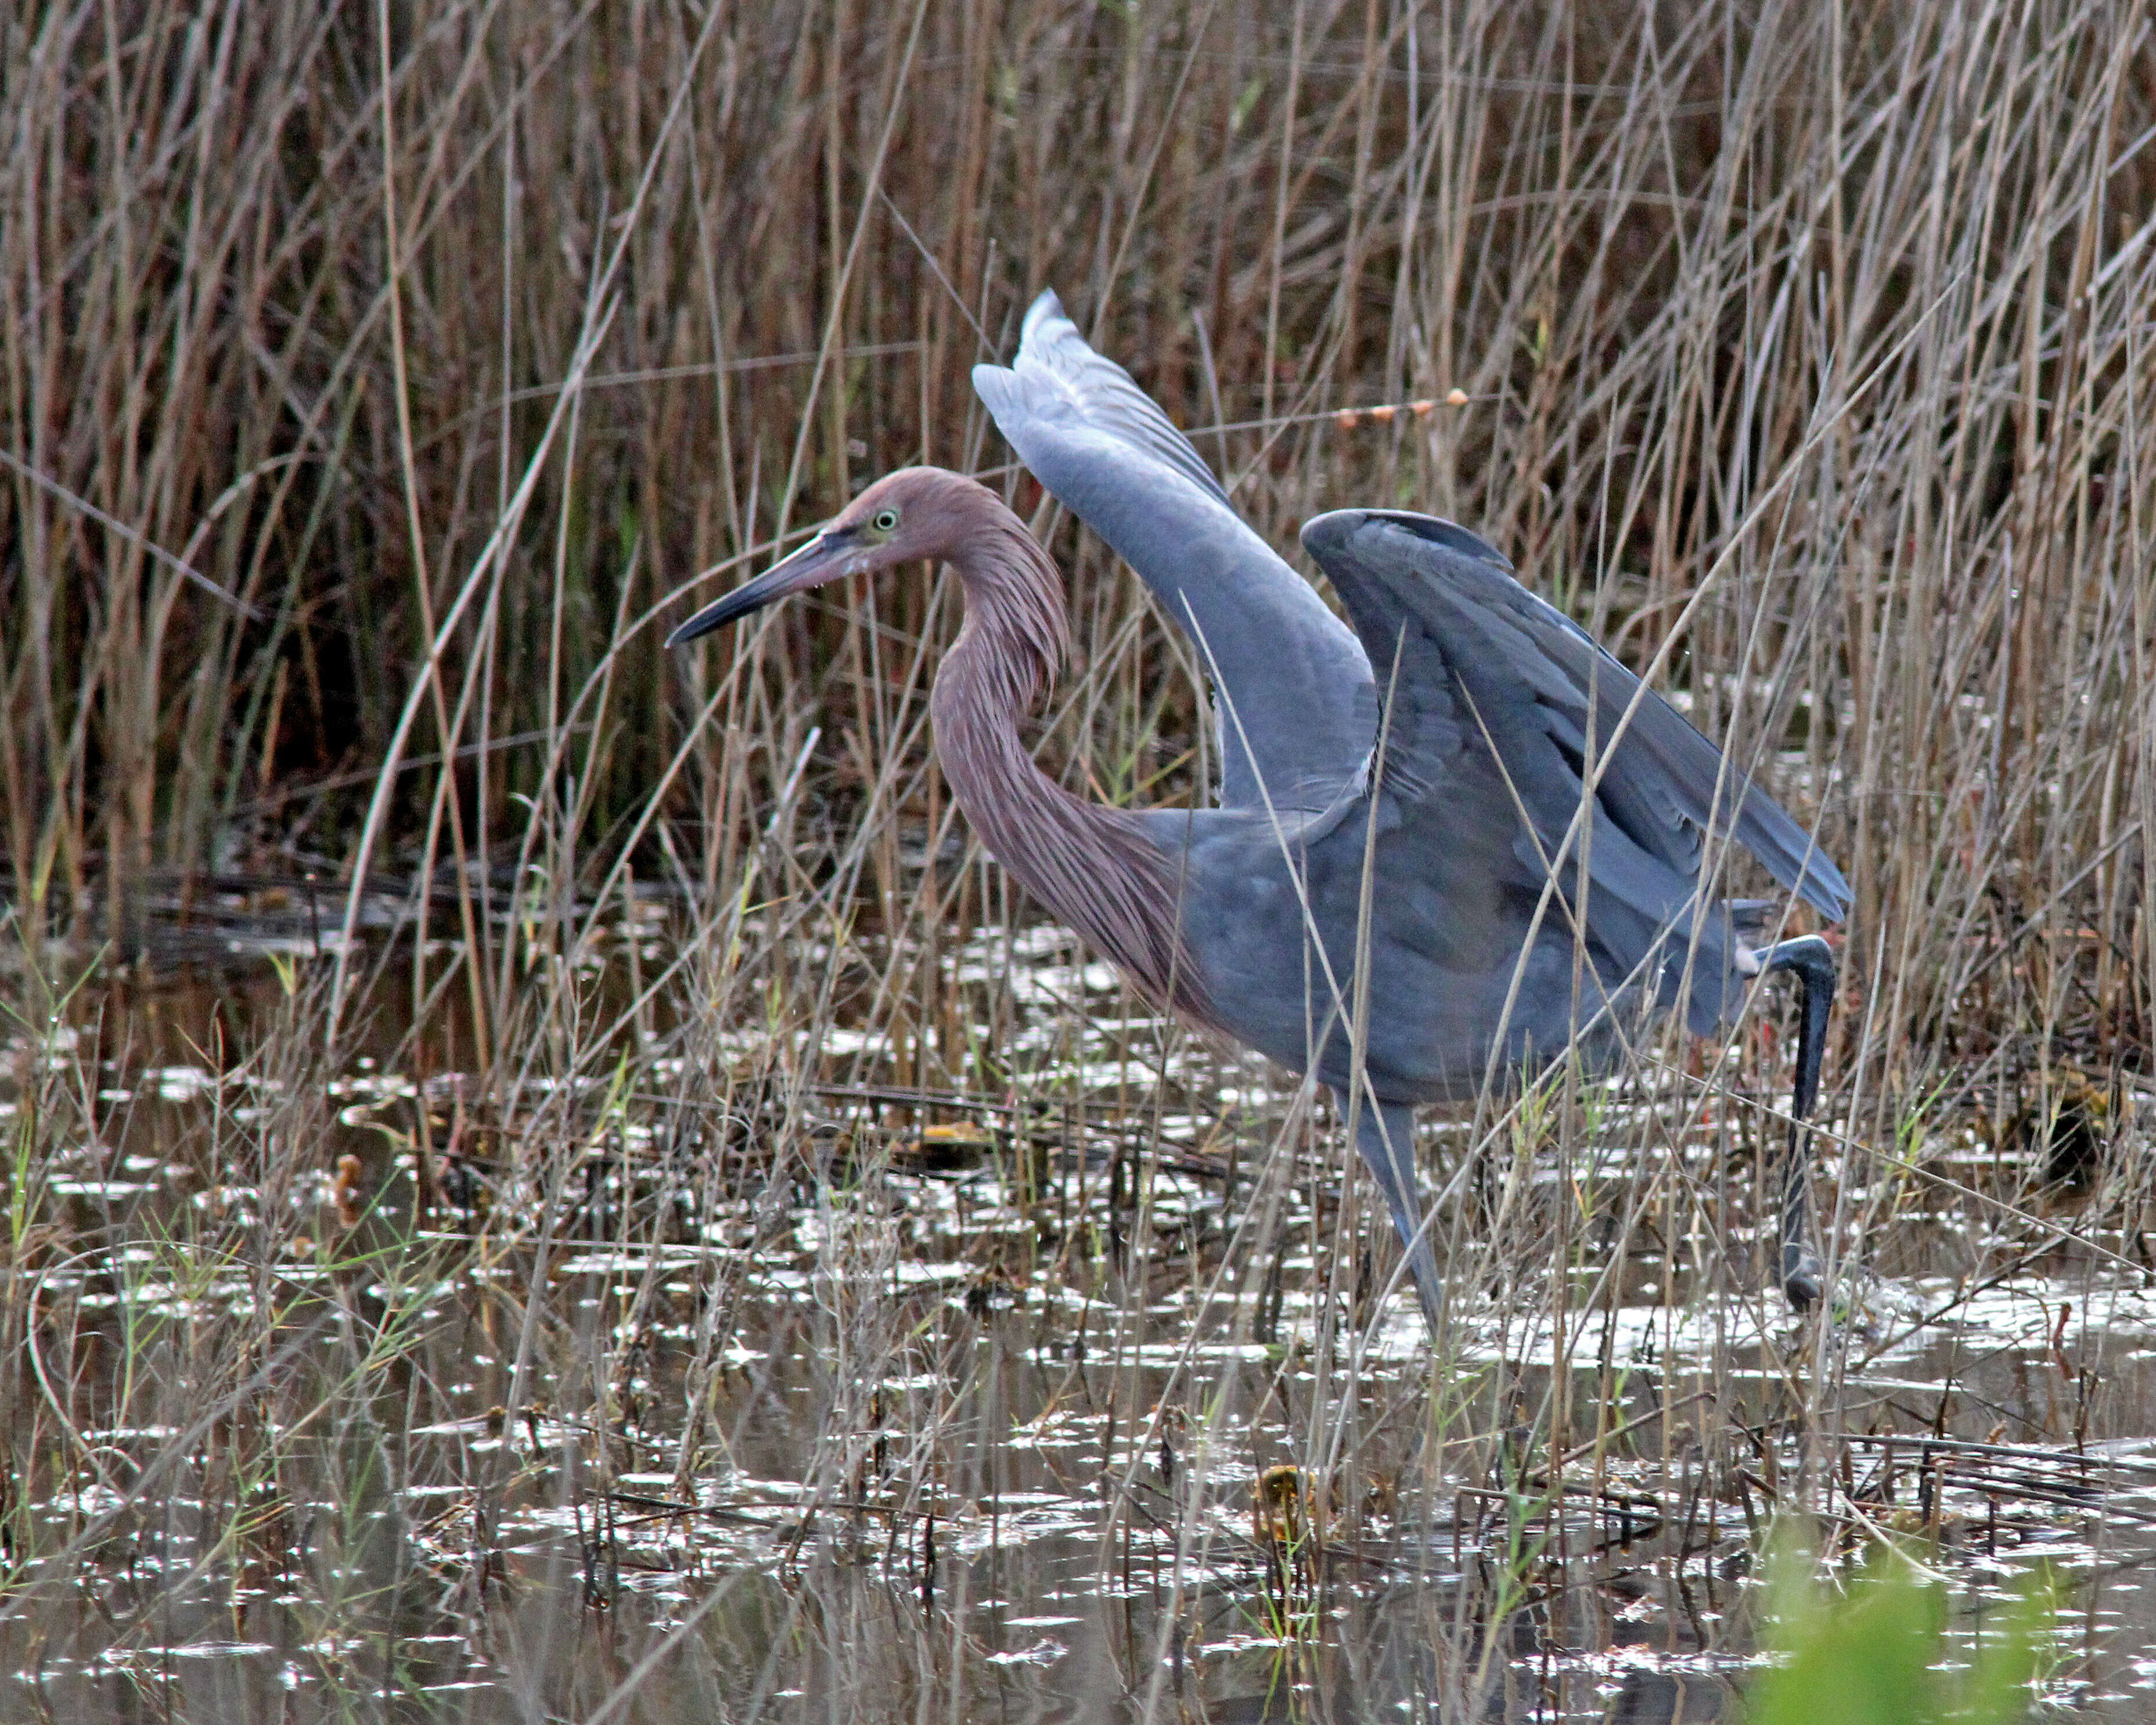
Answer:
671, 305, 1848, 1327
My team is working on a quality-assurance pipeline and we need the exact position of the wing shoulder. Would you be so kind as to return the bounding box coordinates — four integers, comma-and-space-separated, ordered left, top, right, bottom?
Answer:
971, 290, 1229, 506
974, 293, 1374, 812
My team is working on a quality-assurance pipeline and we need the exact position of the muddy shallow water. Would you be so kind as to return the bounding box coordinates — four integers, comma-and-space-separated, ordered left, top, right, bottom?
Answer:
5, 917, 2154, 1722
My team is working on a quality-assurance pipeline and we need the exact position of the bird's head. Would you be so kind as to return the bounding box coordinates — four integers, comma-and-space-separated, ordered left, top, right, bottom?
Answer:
666, 468, 982, 646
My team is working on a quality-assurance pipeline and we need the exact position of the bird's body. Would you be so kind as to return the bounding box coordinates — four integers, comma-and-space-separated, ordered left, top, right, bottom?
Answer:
672, 295, 1850, 1327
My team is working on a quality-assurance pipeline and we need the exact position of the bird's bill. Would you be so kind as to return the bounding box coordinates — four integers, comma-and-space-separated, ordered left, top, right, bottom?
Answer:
665, 529, 852, 647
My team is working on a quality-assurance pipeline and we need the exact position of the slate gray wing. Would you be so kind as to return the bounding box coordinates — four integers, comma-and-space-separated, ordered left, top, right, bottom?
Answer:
1301, 508, 1851, 929
973, 292, 1372, 812
1293, 513, 1854, 1043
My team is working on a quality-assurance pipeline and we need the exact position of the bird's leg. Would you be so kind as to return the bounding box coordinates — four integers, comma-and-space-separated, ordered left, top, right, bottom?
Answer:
1758, 935, 1837, 1310
1343, 1095, 1444, 1331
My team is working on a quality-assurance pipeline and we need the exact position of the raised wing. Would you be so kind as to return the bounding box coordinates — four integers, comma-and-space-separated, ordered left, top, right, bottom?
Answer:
973, 291, 1371, 811
1300, 508, 1850, 994
979, 290, 1230, 503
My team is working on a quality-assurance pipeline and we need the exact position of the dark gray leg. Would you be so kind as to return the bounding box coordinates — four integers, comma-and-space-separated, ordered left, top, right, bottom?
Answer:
1342, 1093, 1443, 1330
1758, 935, 1837, 1310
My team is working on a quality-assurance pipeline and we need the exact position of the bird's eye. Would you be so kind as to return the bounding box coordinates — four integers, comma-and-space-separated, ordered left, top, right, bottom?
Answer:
872, 508, 899, 533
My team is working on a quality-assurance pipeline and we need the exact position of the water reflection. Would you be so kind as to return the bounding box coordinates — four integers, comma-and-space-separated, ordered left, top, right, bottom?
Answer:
3, 916, 2152, 1720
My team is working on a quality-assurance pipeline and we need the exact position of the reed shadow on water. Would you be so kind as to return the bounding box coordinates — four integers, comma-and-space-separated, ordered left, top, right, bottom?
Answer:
3, 0, 2154, 1719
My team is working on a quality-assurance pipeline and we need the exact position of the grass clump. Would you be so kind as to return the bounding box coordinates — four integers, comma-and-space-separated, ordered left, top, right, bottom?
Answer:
1748, 1539, 2056, 1725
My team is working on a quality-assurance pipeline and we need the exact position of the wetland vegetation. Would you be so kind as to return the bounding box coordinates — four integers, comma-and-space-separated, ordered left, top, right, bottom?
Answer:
4, 0, 2155, 1718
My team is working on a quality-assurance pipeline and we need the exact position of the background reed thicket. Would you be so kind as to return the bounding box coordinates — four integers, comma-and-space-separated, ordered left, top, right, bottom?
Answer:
3, 0, 2153, 1138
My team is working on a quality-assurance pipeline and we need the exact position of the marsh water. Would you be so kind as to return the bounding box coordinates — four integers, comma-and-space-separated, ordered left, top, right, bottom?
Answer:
6, 898, 2154, 1723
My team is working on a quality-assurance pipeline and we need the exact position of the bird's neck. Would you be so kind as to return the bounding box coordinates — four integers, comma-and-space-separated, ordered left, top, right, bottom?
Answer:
928, 506, 1211, 1025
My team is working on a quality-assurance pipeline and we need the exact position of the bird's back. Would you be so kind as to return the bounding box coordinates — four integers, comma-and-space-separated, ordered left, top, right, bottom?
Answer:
1143, 757, 1653, 1102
